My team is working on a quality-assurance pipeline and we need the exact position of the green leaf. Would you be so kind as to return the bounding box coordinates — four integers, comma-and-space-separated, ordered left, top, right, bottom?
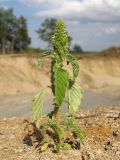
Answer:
40, 125, 49, 132
63, 116, 86, 142
55, 143, 71, 153
69, 83, 83, 116
72, 126, 86, 142
38, 58, 44, 69
54, 65, 69, 106
32, 90, 44, 128
39, 50, 53, 58
67, 54, 79, 80
48, 119, 64, 140
38, 50, 54, 68
41, 135, 53, 144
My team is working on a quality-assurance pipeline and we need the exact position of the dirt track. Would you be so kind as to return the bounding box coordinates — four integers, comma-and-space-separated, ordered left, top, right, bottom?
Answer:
0, 89, 120, 119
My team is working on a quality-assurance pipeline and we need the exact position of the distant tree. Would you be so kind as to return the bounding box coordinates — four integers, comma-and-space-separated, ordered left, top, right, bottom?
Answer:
15, 16, 31, 52
68, 36, 72, 50
6, 9, 17, 54
0, 7, 5, 54
0, 7, 31, 54
36, 18, 72, 48
36, 18, 57, 47
0, 8, 14, 54
73, 44, 83, 53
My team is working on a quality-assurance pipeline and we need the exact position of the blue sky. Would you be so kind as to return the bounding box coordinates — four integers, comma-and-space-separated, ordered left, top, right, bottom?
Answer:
1, 0, 120, 51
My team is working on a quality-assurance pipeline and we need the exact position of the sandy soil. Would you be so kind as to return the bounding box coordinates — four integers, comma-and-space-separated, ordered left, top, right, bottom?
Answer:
0, 48, 120, 95
0, 106, 120, 160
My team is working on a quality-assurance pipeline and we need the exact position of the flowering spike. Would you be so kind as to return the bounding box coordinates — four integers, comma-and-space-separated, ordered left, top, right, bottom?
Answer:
52, 20, 69, 58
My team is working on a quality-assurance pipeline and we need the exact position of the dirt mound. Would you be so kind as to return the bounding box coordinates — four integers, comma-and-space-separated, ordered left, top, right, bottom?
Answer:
0, 106, 119, 160
78, 50, 120, 93
0, 49, 120, 95
0, 54, 51, 95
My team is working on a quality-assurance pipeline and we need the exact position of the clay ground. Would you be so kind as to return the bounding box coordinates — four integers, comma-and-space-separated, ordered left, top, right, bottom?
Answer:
0, 106, 120, 160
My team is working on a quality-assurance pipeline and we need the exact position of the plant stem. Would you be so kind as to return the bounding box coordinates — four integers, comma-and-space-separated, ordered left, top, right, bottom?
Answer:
54, 106, 60, 124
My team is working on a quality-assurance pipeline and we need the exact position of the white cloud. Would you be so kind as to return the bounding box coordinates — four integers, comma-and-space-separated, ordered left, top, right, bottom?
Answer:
104, 0, 120, 8
17, 0, 120, 51
18, 0, 120, 23
103, 27, 120, 34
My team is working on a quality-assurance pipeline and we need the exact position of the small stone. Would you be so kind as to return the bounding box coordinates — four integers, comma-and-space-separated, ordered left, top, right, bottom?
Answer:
112, 130, 119, 137
106, 111, 120, 118
19, 149, 23, 153
112, 142, 120, 148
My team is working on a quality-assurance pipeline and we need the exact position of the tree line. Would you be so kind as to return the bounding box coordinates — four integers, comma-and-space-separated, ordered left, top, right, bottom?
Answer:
0, 7, 83, 54
0, 7, 31, 54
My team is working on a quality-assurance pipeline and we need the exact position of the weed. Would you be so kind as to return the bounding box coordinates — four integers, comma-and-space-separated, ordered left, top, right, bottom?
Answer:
32, 20, 85, 152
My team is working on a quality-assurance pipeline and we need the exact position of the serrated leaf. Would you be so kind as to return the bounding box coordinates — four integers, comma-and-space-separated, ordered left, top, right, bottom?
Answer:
38, 50, 54, 69
39, 50, 53, 58
41, 135, 52, 144
41, 125, 50, 132
38, 58, 44, 69
67, 54, 79, 80
48, 119, 64, 140
69, 83, 83, 116
54, 65, 69, 106
55, 143, 71, 153
72, 126, 86, 142
32, 90, 44, 128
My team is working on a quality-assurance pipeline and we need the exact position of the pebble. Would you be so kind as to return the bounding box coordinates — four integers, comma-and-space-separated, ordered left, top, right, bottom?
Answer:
106, 111, 120, 118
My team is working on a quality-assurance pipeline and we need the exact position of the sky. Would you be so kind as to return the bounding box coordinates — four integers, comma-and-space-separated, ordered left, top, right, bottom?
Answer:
1, 0, 120, 51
